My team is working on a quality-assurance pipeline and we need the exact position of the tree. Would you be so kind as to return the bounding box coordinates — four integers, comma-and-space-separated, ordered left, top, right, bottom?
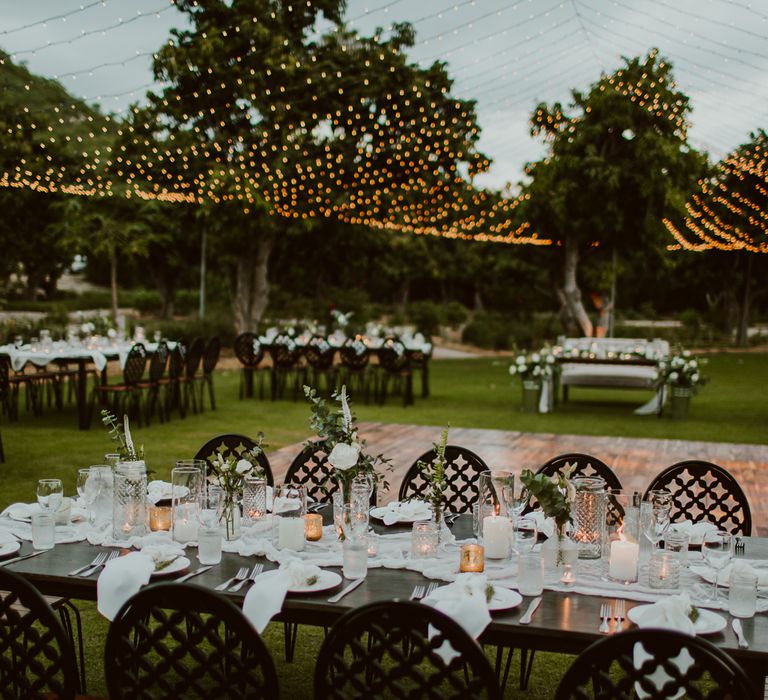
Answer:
519, 50, 706, 336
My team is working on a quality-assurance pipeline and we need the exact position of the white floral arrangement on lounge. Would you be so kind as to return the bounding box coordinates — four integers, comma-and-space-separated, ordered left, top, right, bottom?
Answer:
508, 347, 559, 383
656, 350, 706, 391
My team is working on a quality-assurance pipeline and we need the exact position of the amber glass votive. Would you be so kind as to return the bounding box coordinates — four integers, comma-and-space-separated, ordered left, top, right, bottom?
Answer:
460, 543, 485, 572
149, 505, 172, 531
305, 513, 323, 542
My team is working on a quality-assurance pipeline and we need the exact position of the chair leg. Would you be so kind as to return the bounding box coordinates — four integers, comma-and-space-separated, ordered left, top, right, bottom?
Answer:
0, 427, 4, 463
520, 647, 536, 689
284, 621, 299, 662
208, 376, 216, 410
58, 601, 87, 693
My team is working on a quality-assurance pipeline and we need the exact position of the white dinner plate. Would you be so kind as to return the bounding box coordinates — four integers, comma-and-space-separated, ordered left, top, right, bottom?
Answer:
0, 541, 21, 558
370, 505, 431, 524
151, 556, 191, 578
488, 586, 523, 612
6, 504, 41, 523
627, 605, 726, 635
288, 570, 342, 594
691, 565, 768, 590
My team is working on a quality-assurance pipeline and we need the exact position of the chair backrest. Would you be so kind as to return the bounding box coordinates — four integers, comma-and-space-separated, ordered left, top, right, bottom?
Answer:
185, 337, 205, 378
147, 342, 169, 383
554, 628, 757, 700
644, 460, 752, 535
202, 336, 221, 376
398, 445, 489, 514
339, 337, 369, 370
314, 601, 501, 700
0, 568, 79, 700
122, 343, 148, 386
284, 443, 335, 503
167, 344, 185, 380
104, 582, 279, 700
268, 334, 302, 369
194, 434, 274, 486
536, 453, 622, 490
378, 336, 409, 373
0, 355, 9, 401
304, 335, 335, 370
234, 332, 264, 368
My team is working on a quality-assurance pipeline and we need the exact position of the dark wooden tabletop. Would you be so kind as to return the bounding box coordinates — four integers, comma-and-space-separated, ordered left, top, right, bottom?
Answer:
3, 513, 767, 682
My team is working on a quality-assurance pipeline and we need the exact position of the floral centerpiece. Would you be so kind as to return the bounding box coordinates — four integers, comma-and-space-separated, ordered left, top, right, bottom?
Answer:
304, 384, 389, 502
520, 465, 576, 568
206, 435, 267, 540
509, 347, 559, 412
416, 426, 449, 527
101, 410, 144, 462
656, 350, 706, 420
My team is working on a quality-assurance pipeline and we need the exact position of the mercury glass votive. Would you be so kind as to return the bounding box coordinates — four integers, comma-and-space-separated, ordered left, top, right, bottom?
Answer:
304, 513, 323, 541
149, 503, 172, 531
460, 543, 485, 573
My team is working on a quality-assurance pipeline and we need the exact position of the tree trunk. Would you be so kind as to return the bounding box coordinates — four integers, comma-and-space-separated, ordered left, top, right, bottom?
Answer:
397, 279, 410, 315
233, 233, 273, 333
473, 282, 485, 312
109, 248, 119, 321
736, 253, 753, 347
563, 236, 593, 337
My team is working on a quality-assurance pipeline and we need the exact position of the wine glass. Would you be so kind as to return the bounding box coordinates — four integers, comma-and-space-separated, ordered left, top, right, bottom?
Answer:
702, 530, 734, 601
76, 468, 92, 521
513, 516, 538, 554
37, 479, 63, 514
642, 489, 672, 550
505, 483, 529, 526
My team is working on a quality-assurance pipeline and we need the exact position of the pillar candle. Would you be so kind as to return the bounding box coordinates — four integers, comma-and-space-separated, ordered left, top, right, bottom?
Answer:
609, 538, 639, 581
278, 517, 306, 551
483, 515, 511, 559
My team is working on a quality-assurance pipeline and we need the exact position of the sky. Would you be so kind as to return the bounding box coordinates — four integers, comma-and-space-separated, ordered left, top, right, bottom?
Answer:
1, 0, 767, 190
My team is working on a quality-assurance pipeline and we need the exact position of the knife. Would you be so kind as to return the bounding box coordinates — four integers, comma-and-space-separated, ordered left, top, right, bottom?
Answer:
328, 578, 364, 603
519, 596, 542, 625
177, 566, 213, 583
731, 618, 748, 649
0, 550, 46, 567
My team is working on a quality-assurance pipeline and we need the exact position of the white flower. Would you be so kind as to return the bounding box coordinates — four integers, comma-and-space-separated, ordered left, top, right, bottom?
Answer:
508, 365, 517, 375
516, 356, 526, 365
688, 360, 698, 369
669, 371, 679, 382
107, 328, 117, 339
546, 355, 555, 364
533, 366, 541, 376
220, 460, 232, 472
340, 385, 353, 434
235, 459, 251, 475
518, 364, 528, 374
531, 353, 541, 363
328, 442, 361, 471
691, 373, 700, 383
683, 350, 691, 357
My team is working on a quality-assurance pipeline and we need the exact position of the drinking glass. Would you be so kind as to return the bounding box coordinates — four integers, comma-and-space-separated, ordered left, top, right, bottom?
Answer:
37, 479, 63, 514
31, 512, 55, 550
642, 490, 672, 550
729, 570, 758, 618
273, 484, 307, 551
508, 483, 529, 525
513, 516, 538, 554
103, 453, 121, 468
198, 487, 223, 565
702, 531, 734, 601
472, 502, 494, 539
341, 505, 368, 579
87, 466, 114, 526
479, 470, 515, 517
517, 552, 544, 596
171, 461, 204, 544
332, 491, 345, 540
77, 468, 92, 521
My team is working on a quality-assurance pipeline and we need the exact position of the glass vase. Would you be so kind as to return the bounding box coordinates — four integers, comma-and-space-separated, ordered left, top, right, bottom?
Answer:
541, 523, 577, 574
221, 498, 241, 541
521, 380, 541, 413
171, 461, 204, 544
112, 460, 148, 541
572, 476, 606, 560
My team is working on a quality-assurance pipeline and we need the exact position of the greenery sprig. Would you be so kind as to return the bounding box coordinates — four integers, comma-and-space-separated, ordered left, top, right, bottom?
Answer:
417, 425, 449, 518
519, 465, 576, 530
100, 409, 143, 461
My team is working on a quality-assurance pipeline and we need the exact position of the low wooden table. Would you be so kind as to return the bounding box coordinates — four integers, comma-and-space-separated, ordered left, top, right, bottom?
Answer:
4, 515, 767, 693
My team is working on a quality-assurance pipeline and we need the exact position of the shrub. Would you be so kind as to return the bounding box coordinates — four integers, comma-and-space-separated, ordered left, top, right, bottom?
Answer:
408, 301, 442, 336
442, 301, 469, 327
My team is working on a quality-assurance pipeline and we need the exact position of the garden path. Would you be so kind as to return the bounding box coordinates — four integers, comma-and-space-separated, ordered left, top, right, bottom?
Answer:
268, 422, 768, 536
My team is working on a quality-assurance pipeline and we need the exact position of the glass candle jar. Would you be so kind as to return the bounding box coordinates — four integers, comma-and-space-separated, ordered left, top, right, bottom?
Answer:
649, 551, 681, 589
304, 513, 323, 541
460, 544, 485, 572
273, 484, 307, 551
411, 521, 439, 559
243, 476, 268, 522
112, 461, 148, 541
572, 476, 606, 560
149, 503, 172, 531
171, 461, 204, 544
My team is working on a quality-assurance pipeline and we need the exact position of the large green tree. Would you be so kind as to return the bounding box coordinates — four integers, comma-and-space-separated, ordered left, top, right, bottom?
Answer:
520, 50, 706, 335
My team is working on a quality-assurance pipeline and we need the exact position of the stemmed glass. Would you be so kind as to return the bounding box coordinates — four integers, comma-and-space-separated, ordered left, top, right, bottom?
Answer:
76, 469, 94, 523
37, 479, 63, 514
512, 516, 538, 554
505, 483, 528, 525
642, 489, 672, 550
702, 530, 734, 602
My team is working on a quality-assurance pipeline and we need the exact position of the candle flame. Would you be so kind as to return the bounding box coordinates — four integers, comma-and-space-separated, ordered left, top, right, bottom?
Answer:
617, 522, 626, 541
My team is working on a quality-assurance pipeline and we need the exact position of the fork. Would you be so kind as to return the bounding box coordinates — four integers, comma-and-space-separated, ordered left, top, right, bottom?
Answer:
735, 537, 745, 556
215, 566, 249, 592
424, 582, 439, 598
69, 552, 106, 577
598, 603, 611, 634
229, 564, 263, 593
81, 550, 119, 577
410, 584, 425, 600
614, 599, 625, 632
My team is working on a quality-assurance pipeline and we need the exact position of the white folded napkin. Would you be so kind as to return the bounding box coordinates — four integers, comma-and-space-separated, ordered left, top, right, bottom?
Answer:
525, 510, 555, 539
97, 551, 155, 621
2, 503, 41, 521
634, 592, 696, 634
423, 573, 492, 663
242, 559, 323, 633
0, 530, 18, 545
140, 543, 186, 567
147, 480, 177, 505
380, 500, 431, 526
669, 520, 718, 545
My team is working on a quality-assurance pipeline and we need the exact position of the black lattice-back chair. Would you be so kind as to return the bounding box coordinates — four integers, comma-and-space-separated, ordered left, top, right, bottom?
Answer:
408, 341, 433, 398
338, 337, 372, 404
138, 341, 169, 426
399, 445, 489, 514
644, 460, 752, 535
376, 336, 414, 407
183, 337, 205, 414
161, 343, 186, 419
194, 434, 274, 486
284, 442, 335, 504
0, 568, 80, 700
555, 628, 757, 700
268, 334, 304, 401
314, 601, 501, 700
90, 343, 147, 427
303, 334, 338, 395
234, 332, 267, 399
104, 582, 280, 700
197, 336, 221, 411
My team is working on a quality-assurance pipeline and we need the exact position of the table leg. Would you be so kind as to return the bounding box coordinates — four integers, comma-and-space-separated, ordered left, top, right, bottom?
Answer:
77, 359, 88, 430
244, 367, 254, 398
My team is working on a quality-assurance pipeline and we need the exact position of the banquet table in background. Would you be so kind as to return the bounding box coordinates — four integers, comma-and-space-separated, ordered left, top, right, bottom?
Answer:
3, 513, 767, 690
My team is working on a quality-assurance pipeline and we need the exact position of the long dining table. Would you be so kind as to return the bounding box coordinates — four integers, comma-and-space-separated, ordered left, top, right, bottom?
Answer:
3, 511, 767, 693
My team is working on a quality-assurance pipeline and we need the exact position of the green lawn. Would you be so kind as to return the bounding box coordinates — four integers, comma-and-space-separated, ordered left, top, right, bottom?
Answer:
1, 353, 766, 697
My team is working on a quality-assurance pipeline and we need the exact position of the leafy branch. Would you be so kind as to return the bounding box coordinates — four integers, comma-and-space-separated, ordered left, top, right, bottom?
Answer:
100, 409, 143, 461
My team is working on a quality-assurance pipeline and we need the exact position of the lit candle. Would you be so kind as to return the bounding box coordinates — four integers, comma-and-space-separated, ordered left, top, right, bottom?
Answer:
304, 514, 323, 542
278, 517, 306, 551
173, 505, 199, 543
149, 505, 172, 531
560, 563, 576, 586
460, 544, 485, 572
483, 515, 511, 559
609, 526, 639, 582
